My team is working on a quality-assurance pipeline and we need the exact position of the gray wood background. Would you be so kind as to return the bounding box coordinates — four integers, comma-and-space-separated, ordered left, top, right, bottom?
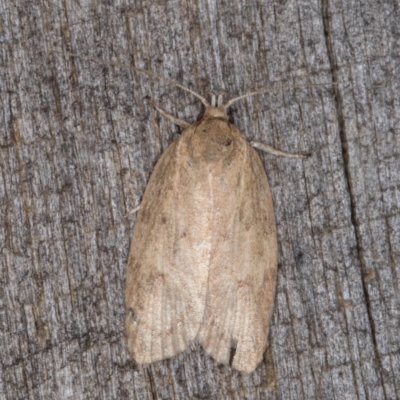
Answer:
1, 0, 399, 399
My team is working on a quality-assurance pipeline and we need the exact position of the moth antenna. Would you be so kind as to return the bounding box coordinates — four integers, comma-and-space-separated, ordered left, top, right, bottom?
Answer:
65, 52, 210, 107
223, 81, 338, 109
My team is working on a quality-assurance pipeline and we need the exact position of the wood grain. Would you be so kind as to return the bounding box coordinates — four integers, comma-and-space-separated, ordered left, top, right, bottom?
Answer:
1, 0, 399, 399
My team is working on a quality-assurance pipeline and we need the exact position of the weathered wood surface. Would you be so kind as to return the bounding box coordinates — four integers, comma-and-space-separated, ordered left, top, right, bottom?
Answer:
1, 1, 399, 399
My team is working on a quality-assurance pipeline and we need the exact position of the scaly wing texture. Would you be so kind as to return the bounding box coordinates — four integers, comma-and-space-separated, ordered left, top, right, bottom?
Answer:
198, 142, 277, 373
126, 130, 213, 364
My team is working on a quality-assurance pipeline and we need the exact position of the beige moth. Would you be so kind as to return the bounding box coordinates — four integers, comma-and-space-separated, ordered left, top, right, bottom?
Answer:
124, 77, 313, 373
64, 53, 333, 373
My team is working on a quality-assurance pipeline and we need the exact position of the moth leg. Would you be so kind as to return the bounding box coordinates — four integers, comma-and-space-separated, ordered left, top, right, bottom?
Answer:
149, 100, 190, 128
126, 204, 141, 216
250, 141, 309, 159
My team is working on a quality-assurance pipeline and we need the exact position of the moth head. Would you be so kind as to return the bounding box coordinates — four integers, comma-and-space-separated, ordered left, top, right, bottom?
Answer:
201, 93, 230, 121
203, 105, 228, 120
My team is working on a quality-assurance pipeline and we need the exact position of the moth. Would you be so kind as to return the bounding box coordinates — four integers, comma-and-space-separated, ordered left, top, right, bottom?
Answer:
65, 53, 333, 372
124, 80, 314, 373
